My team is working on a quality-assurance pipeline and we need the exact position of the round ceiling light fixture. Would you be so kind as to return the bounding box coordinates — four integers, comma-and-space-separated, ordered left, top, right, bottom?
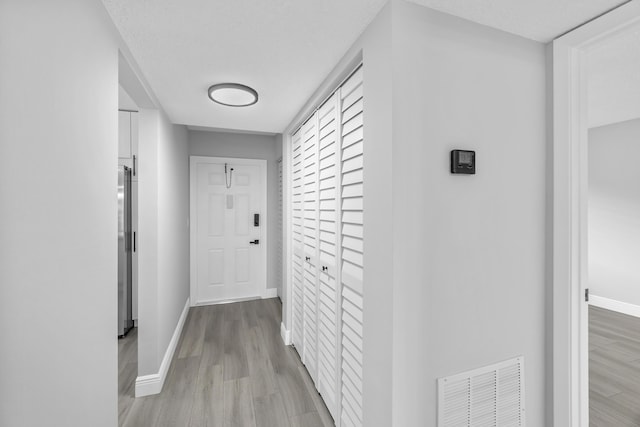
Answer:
207, 83, 258, 107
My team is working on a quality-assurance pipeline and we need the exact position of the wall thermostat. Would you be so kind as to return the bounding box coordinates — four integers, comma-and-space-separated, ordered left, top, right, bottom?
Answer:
451, 150, 475, 174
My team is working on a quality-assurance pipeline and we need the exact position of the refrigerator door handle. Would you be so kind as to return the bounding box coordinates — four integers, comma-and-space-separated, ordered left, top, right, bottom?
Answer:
133, 231, 136, 252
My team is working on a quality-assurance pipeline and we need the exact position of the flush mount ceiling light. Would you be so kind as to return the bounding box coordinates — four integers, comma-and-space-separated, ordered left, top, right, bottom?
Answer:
207, 83, 258, 107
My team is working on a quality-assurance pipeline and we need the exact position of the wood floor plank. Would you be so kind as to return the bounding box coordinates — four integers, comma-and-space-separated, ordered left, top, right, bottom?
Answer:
224, 377, 257, 427
164, 356, 200, 398
246, 326, 279, 398
189, 364, 224, 427
120, 299, 335, 427
224, 318, 250, 381
290, 411, 325, 427
254, 393, 291, 427
590, 306, 640, 426
297, 365, 334, 426
118, 328, 138, 427
178, 306, 207, 359
276, 365, 317, 417
122, 395, 163, 427
155, 356, 200, 427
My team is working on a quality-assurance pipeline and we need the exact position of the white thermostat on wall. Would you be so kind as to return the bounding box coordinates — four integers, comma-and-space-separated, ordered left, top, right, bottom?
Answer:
451, 150, 475, 174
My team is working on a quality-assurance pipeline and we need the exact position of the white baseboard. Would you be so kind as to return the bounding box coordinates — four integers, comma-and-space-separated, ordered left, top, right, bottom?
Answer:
135, 298, 190, 397
589, 295, 640, 318
280, 322, 291, 345
263, 288, 278, 299
194, 295, 262, 306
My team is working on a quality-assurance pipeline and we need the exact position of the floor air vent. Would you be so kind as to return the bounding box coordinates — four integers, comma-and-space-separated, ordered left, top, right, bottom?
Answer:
437, 356, 525, 427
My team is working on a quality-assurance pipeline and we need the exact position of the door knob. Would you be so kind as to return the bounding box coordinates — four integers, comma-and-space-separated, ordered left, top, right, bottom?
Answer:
322, 266, 328, 272
250, 239, 259, 245
305, 256, 310, 261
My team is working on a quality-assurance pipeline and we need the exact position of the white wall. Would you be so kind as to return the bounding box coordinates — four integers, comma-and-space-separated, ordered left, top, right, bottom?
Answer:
588, 118, 640, 307
0, 1, 119, 425
138, 109, 160, 376
157, 116, 190, 367
391, 2, 547, 425
189, 130, 281, 293
119, 85, 138, 111
137, 109, 189, 377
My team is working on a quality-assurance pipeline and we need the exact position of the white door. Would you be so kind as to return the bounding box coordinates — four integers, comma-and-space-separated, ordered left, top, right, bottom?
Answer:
191, 157, 267, 305
339, 66, 365, 427
316, 93, 340, 419
302, 116, 319, 383
292, 129, 305, 352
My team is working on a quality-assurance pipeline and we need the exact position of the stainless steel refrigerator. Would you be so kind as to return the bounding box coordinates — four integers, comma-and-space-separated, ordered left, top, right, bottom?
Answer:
118, 166, 133, 337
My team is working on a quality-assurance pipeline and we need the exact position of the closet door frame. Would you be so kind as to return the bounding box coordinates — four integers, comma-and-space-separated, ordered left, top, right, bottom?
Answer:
282, 57, 364, 427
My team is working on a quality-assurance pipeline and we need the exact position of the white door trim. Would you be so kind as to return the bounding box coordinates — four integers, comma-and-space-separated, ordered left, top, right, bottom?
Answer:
282, 132, 293, 344
552, 3, 640, 426
189, 155, 268, 306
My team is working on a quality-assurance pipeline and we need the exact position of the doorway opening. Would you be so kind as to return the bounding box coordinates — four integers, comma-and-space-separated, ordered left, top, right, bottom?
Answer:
552, 3, 640, 426
586, 27, 640, 425
117, 49, 159, 425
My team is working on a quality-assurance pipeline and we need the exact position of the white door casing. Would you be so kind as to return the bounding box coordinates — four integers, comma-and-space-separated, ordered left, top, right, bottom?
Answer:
552, 3, 640, 426
190, 156, 267, 305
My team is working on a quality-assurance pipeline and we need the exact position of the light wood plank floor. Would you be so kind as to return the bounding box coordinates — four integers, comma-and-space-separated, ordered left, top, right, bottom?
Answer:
590, 306, 640, 426
119, 327, 138, 424
119, 298, 334, 427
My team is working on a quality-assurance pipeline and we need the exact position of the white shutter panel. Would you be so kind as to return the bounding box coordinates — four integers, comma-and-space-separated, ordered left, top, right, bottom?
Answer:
291, 129, 305, 351
316, 93, 340, 419
339, 66, 364, 427
302, 116, 319, 382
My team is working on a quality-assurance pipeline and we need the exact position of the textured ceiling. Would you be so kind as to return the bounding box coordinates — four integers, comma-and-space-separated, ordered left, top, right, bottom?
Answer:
102, 0, 387, 133
588, 24, 640, 128
104, 0, 633, 134
406, 0, 628, 42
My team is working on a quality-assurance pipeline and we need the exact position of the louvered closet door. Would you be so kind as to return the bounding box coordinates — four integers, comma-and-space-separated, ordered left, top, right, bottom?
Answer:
291, 130, 305, 352
339, 66, 364, 427
316, 93, 340, 419
302, 117, 319, 382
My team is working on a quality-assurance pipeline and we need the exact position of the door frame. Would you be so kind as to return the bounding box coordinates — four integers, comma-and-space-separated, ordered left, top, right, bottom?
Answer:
552, 3, 640, 425
189, 155, 268, 306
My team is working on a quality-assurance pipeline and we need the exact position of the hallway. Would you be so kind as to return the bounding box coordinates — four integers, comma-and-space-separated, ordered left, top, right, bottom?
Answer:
119, 298, 333, 427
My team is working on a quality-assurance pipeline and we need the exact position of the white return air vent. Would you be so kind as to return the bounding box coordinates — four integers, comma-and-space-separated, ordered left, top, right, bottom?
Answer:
437, 356, 525, 427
